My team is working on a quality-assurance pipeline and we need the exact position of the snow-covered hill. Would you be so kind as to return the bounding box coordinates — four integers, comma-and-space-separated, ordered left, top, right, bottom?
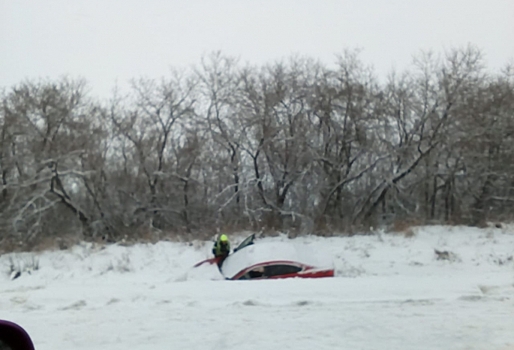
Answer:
1, 225, 514, 350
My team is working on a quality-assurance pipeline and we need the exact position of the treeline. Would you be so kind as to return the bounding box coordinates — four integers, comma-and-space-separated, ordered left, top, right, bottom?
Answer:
1, 46, 513, 249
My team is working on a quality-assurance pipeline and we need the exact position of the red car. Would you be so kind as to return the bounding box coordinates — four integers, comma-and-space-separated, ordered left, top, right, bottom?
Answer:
197, 234, 335, 280
229, 260, 335, 280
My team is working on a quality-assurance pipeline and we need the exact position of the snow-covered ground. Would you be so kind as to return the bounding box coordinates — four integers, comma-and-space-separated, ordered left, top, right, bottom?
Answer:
1, 225, 514, 350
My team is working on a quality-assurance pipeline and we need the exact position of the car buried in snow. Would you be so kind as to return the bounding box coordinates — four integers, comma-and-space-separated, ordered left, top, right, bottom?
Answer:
196, 234, 335, 280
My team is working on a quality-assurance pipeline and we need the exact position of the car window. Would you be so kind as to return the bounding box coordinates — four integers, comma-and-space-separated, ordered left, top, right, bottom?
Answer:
238, 266, 265, 280
238, 264, 302, 280
264, 264, 302, 277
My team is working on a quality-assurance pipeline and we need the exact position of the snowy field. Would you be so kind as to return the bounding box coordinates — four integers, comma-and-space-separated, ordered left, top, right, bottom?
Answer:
1, 225, 514, 350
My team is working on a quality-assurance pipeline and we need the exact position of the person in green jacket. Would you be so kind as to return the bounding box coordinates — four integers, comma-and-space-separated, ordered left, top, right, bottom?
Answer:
212, 234, 230, 267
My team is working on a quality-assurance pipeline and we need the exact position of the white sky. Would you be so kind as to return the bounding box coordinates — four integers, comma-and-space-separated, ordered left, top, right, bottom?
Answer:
1, 0, 513, 99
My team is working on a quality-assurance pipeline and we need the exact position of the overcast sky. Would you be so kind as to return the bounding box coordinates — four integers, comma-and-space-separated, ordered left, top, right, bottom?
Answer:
1, 0, 513, 99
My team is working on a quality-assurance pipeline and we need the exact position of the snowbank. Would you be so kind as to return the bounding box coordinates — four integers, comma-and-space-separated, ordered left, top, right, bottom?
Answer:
1, 225, 513, 350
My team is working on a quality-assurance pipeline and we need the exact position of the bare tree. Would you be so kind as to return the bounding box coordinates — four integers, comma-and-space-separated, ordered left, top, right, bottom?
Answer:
196, 52, 246, 227
0, 78, 105, 245
307, 50, 380, 230
2, 47, 513, 251
107, 72, 197, 234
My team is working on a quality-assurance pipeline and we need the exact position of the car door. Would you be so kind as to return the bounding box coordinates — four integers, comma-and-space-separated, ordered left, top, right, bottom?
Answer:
233, 233, 255, 252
